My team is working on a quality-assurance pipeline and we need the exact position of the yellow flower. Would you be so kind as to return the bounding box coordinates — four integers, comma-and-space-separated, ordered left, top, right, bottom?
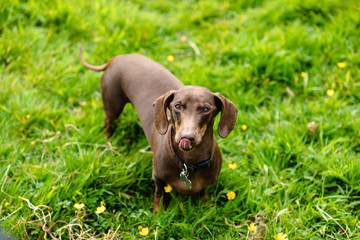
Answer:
228, 163, 237, 170
337, 62, 346, 68
167, 55, 174, 62
96, 201, 106, 214
327, 89, 335, 97
248, 223, 256, 232
241, 124, 247, 131
138, 226, 149, 236
300, 72, 307, 78
73, 203, 85, 210
274, 233, 288, 240
226, 191, 236, 200
164, 184, 172, 193
4, 202, 10, 207
358, 130, 360, 137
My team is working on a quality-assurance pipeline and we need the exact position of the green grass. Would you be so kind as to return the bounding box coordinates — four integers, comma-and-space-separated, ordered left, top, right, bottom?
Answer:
1, 0, 360, 239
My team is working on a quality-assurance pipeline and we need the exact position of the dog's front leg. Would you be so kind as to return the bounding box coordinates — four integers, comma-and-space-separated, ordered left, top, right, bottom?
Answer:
200, 189, 210, 202
152, 177, 171, 212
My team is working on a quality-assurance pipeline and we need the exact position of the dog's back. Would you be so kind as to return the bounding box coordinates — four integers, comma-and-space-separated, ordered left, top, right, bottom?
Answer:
80, 49, 183, 143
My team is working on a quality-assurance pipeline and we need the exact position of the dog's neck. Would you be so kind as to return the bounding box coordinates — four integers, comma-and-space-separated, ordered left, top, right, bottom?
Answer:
169, 128, 214, 165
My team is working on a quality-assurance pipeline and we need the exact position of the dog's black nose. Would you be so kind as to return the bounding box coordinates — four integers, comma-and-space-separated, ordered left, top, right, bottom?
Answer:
180, 132, 195, 142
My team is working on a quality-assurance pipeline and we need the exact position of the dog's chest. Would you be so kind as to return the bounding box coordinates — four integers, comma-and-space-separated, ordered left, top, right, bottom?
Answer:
169, 170, 216, 194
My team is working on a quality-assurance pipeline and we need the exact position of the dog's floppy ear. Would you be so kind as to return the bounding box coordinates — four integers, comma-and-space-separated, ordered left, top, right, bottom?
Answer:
153, 90, 175, 135
214, 92, 238, 138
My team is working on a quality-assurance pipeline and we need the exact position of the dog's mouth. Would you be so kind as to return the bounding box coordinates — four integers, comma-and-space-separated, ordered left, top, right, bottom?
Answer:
179, 138, 193, 151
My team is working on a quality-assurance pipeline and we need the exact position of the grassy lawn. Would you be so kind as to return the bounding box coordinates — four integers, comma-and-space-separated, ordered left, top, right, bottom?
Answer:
1, 0, 360, 239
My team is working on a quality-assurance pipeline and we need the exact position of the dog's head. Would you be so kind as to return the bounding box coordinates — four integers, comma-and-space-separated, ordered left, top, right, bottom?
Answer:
153, 86, 237, 152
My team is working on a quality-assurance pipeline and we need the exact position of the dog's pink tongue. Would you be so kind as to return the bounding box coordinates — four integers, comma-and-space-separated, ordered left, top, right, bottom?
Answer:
180, 138, 192, 150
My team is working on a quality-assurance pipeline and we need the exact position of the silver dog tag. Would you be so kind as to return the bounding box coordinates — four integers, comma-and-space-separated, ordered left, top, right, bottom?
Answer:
180, 164, 192, 190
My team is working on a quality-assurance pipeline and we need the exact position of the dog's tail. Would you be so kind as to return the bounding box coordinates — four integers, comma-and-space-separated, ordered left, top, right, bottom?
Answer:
79, 46, 109, 72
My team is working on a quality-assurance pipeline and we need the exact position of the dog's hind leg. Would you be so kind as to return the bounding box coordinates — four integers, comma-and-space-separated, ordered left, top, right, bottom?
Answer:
100, 74, 129, 137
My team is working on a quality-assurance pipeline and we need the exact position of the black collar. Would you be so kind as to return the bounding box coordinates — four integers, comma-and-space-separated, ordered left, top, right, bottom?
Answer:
174, 154, 212, 172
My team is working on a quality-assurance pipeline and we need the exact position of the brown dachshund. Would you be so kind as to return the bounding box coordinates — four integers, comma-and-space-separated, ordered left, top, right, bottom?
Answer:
80, 48, 238, 211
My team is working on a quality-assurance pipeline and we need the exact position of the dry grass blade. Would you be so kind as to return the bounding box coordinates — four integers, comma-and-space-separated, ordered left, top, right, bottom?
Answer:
1, 165, 14, 199
316, 206, 350, 239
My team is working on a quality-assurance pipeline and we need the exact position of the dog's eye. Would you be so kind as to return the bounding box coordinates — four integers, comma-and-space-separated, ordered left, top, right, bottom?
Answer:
175, 104, 181, 110
203, 106, 210, 112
